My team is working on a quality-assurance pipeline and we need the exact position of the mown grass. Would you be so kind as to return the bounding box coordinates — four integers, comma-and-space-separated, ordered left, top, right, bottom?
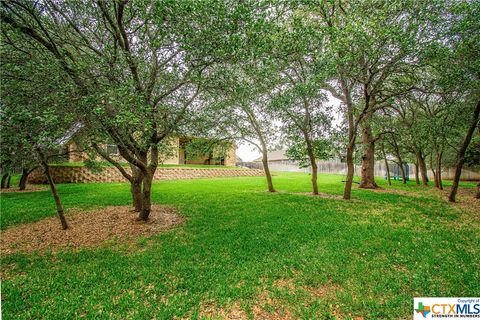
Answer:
1, 173, 479, 319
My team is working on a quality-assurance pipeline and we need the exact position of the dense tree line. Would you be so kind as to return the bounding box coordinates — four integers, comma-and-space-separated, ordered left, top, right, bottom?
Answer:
1, 0, 478, 228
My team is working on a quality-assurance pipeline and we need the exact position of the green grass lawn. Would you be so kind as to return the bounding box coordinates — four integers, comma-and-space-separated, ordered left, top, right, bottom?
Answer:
1, 173, 479, 319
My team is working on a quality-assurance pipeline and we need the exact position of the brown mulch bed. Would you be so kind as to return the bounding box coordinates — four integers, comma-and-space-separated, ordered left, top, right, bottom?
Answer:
0, 205, 183, 255
0, 184, 47, 193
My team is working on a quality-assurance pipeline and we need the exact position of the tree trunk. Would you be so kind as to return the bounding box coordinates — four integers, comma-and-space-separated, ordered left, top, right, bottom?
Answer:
436, 152, 443, 190
261, 150, 275, 192
414, 160, 420, 185
449, 99, 480, 202
1, 173, 8, 189
138, 171, 153, 221
130, 164, 143, 212
431, 168, 439, 188
430, 152, 439, 188
475, 182, 480, 200
399, 162, 407, 184
19, 167, 36, 190
42, 163, 68, 229
381, 144, 391, 186
6, 175, 11, 188
305, 137, 319, 195
359, 120, 377, 189
310, 160, 319, 195
416, 151, 428, 186
343, 145, 355, 199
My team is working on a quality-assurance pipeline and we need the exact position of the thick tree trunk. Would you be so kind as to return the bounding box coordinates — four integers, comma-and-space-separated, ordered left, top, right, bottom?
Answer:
449, 99, 480, 202
359, 120, 377, 189
343, 145, 355, 199
138, 171, 153, 221
131, 180, 142, 212
416, 151, 428, 186
19, 167, 36, 190
6, 175, 11, 188
42, 163, 68, 229
19, 168, 29, 190
130, 165, 143, 212
1, 173, 8, 189
414, 160, 420, 185
261, 150, 275, 192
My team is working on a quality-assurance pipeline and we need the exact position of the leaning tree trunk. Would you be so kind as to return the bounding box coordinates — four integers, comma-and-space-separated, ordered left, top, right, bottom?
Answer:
359, 120, 377, 189
261, 150, 275, 192
449, 99, 480, 202
42, 162, 68, 229
19, 167, 36, 190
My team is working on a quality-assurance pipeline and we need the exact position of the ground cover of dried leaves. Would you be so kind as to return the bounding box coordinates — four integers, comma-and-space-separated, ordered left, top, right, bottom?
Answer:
1, 205, 183, 254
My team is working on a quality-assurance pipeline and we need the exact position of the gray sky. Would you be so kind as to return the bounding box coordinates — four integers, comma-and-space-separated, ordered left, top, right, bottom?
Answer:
236, 93, 342, 162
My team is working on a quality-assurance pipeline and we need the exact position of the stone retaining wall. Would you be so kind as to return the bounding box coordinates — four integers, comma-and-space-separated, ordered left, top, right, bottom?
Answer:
29, 166, 264, 184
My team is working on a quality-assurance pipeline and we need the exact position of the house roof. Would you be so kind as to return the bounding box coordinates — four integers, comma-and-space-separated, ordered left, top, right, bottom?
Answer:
253, 149, 288, 162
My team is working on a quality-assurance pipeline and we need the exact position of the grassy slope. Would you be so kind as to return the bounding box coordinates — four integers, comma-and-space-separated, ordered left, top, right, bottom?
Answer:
1, 173, 479, 319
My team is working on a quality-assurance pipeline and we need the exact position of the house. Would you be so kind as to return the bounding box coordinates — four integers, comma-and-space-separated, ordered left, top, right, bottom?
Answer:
253, 150, 291, 164
55, 123, 237, 167
65, 137, 237, 166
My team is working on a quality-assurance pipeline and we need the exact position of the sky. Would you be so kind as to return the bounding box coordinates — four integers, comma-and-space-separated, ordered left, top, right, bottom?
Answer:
236, 141, 261, 162
235, 93, 342, 162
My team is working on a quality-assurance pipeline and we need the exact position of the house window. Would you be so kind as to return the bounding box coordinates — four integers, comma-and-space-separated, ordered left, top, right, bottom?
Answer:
106, 144, 119, 155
